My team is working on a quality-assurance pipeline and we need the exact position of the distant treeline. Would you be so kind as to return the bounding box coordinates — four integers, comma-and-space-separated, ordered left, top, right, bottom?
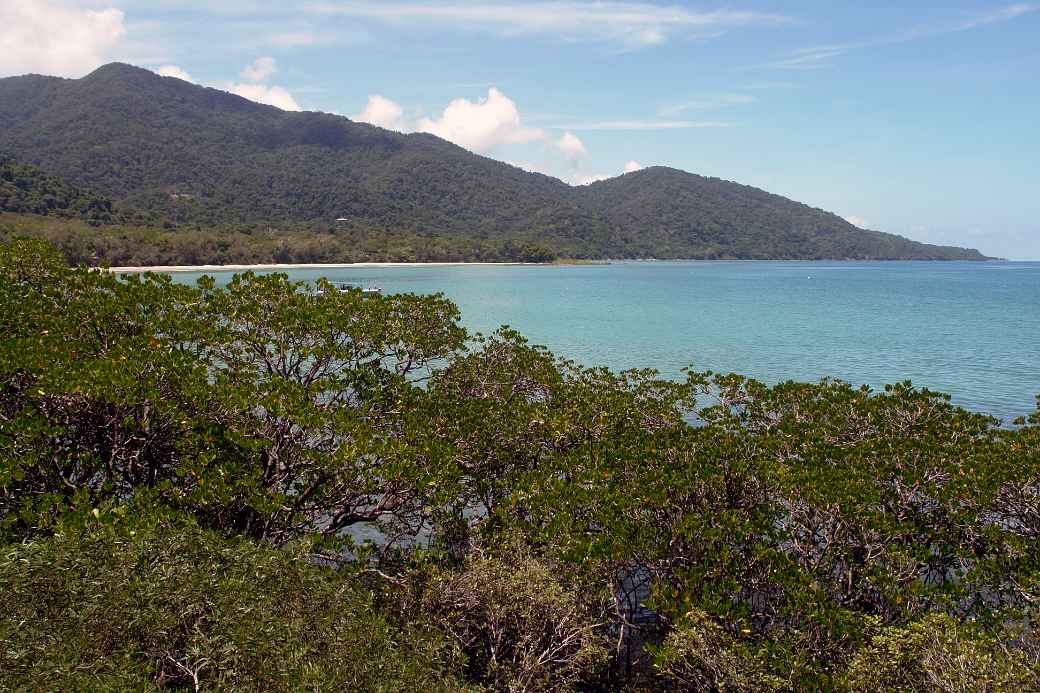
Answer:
0, 213, 560, 265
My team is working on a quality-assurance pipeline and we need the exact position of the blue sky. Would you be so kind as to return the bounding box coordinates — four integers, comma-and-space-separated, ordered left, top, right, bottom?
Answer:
2, 1, 1039, 258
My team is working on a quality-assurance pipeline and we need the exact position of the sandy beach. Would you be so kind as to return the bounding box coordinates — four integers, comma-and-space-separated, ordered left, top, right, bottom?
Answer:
106, 261, 536, 273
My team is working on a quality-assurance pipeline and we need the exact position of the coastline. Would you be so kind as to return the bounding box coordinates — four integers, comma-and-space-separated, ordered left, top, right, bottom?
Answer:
106, 261, 539, 273
101, 258, 1005, 273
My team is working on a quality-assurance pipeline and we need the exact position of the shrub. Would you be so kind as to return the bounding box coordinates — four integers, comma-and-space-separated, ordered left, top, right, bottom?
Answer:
0, 521, 467, 691
406, 541, 610, 692
652, 609, 786, 692
840, 613, 1038, 692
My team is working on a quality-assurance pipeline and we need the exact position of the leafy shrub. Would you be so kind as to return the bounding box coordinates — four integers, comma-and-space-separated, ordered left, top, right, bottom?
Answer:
405, 541, 610, 692
652, 610, 786, 692
0, 521, 467, 691
0, 238, 466, 547
840, 613, 1038, 692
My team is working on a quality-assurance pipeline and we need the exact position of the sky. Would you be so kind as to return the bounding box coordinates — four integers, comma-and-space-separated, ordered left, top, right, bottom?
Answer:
1, 1, 1038, 259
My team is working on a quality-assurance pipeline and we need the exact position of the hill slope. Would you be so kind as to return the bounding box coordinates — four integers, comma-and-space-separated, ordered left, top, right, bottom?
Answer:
580, 168, 979, 260
0, 154, 114, 224
0, 63, 987, 260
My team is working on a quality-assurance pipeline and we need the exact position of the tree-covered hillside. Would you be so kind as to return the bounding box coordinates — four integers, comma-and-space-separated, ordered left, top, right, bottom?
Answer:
0, 63, 988, 260
581, 167, 982, 260
0, 154, 114, 224
0, 65, 595, 244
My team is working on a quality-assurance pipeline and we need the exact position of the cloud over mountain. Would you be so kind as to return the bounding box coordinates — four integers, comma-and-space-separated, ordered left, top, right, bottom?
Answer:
417, 88, 545, 153
0, 0, 126, 77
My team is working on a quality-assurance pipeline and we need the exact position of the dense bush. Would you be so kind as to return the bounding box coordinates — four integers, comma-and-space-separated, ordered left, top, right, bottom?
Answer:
0, 521, 466, 691
401, 540, 610, 691
0, 238, 466, 546
652, 610, 784, 691
501, 372, 1040, 687
840, 613, 1036, 692
0, 237, 1037, 690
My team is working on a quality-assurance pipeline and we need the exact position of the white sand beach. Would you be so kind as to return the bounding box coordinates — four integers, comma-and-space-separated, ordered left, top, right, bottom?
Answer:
106, 261, 535, 273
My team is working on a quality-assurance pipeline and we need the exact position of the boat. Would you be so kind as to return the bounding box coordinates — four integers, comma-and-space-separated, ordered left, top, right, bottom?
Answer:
317, 281, 381, 295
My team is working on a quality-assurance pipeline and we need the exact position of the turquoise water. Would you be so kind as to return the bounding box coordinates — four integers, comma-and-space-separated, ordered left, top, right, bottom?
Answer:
170, 261, 1040, 422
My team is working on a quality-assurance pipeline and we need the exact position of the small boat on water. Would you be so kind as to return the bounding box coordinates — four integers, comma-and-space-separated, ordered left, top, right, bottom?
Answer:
316, 281, 382, 295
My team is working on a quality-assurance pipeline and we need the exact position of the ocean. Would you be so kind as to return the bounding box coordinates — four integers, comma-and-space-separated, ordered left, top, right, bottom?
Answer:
170, 260, 1040, 423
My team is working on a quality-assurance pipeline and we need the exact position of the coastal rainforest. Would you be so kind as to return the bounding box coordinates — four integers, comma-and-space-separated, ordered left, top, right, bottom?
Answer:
0, 63, 987, 262
0, 158, 557, 264
1, 237, 1037, 691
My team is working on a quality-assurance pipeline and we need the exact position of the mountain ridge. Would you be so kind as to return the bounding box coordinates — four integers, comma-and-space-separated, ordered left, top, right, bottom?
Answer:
0, 63, 988, 261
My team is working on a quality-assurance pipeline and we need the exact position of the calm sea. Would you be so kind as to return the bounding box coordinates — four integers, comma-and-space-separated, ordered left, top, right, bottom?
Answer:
170, 261, 1040, 422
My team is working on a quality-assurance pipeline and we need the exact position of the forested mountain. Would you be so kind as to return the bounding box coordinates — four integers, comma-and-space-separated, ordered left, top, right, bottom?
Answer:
581, 168, 980, 260
0, 63, 987, 260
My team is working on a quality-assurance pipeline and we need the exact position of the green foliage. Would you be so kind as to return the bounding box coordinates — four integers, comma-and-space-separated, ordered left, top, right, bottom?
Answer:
0, 154, 114, 224
0, 63, 987, 261
0, 520, 467, 691
0, 211, 563, 265
652, 609, 786, 692
840, 614, 1038, 691
442, 363, 1040, 686
1, 237, 1036, 691
400, 539, 611, 692
0, 238, 466, 546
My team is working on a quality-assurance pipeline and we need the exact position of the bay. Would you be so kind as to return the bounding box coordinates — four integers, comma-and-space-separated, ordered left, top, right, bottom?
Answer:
170, 260, 1040, 423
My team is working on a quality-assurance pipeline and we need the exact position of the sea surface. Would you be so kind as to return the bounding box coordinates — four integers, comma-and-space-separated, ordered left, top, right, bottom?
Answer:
170, 261, 1040, 422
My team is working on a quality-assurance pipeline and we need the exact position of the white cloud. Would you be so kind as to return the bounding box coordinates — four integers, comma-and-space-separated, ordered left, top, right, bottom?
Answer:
355, 94, 406, 130
308, 1, 791, 48
149, 62, 302, 111
221, 57, 301, 110
844, 215, 868, 228
573, 173, 611, 185
227, 83, 301, 111
156, 64, 195, 82
624, 161, 643, 173
743, 81, 801, 90
764, 3, 1040, 70
417, 87, 545, 153
264, 26, 371, 48
942, 3, 1039, 33
763, 46, 848, 70
556, 132, 587, 166
241, 56, 277, 82
556, 120, 731, 131
268, 31, 319, 47
0, 0, 127, 77
658, 93, 755, 117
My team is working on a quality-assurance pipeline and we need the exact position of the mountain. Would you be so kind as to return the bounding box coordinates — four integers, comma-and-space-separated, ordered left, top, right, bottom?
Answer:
0, 63, 987, 261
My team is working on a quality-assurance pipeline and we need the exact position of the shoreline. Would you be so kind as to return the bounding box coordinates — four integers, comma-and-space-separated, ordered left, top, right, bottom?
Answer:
102, 258, 1007, 273
106, 261, 540, 273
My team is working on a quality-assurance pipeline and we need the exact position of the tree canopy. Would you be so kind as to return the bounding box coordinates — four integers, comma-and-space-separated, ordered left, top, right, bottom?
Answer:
0, 154, 114, 225
1, 238, 1035, 691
